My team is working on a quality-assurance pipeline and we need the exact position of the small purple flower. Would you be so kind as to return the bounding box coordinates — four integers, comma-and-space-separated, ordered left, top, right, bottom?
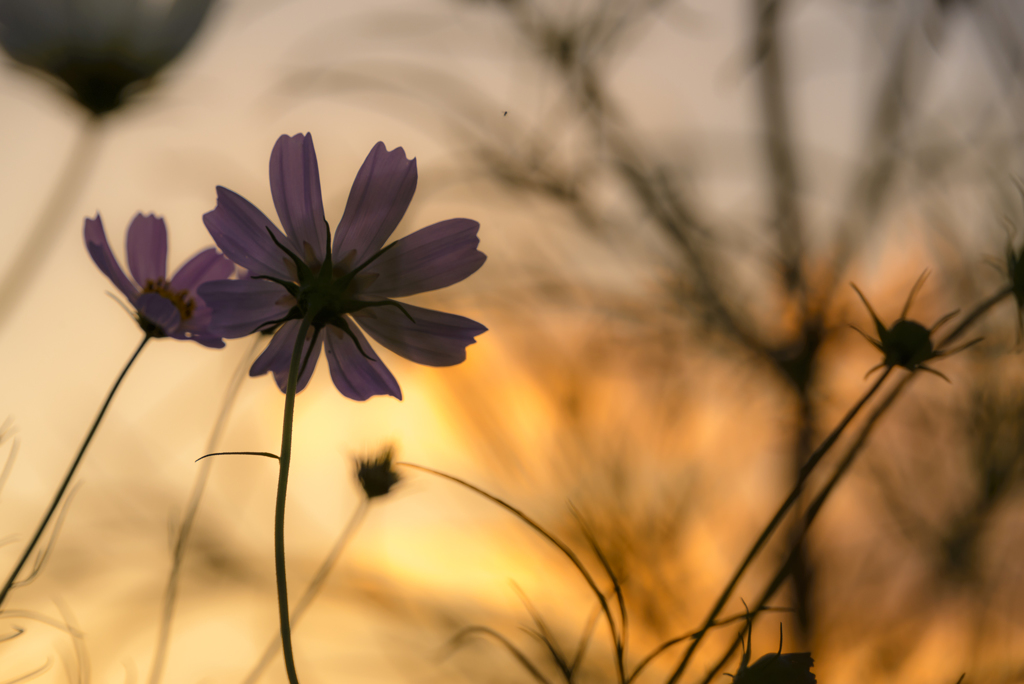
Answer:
198, 133, 487, 400
86, 212, 233, 346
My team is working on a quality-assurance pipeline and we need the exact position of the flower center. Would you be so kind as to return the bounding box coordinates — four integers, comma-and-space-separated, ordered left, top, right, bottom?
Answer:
141, 279, 195, 322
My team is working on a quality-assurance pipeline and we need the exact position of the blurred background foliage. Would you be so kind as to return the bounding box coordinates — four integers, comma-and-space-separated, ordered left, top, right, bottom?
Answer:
2, 0, 1024, 682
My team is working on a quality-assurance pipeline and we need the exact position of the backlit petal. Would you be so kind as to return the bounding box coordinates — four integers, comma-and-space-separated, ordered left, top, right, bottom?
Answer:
199, 278, 294, 338
353, 303, 485, 367
178, 333, 225, 348
270, 133, 328, 264
203, 186, 295, 281
250, 320, 323, 392
84, 214, 138, 302
324, 323, 401, 401
169, 248, 234, 296
359, 219, 485, 298
126, 213, 168, 286
332, 142, 417, 269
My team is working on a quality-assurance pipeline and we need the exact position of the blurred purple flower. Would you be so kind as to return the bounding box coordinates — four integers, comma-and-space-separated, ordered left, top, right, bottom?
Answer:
0, 0, 213, 115
198, 133, 487, 401
86, 212, 233, 345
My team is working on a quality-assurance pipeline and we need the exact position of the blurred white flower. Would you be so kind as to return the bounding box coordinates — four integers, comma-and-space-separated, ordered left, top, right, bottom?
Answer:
0, 0, 214, 114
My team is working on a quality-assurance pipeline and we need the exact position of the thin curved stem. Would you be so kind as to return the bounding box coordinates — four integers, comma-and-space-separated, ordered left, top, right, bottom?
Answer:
0, 116, 104, 333
148, 335, 262, 684
398, 463, 626, 684
444, 626, 552, 684
0, 333, 149, 608
242, 498, 368, 684
664, 365, 892, 684
276, 316, 313, 684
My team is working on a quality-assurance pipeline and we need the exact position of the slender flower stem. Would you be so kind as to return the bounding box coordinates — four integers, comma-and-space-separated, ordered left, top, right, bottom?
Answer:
148, 335, 263, 684
276, 317, 313, 684
0, 334, 149, 609
0, 116, 104, 333
935, 285, 1013, 349
243, 498, 368, 684
664, 365, 892, 684
690, 286, 1013, 684
698, 373, 912, 684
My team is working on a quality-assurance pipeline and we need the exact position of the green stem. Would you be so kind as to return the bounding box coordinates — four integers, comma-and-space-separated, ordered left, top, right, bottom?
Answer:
276, 318, 313, 684
0, 334, 149, 609
243, 498, 368, 684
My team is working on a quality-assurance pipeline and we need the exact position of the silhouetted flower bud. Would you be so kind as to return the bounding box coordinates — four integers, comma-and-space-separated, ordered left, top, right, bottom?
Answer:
728, 619, 816, 684
732, 651, 816, 684
1006, 244, 1024, 325
356, 447, 400, 499
0, 0, 214, 115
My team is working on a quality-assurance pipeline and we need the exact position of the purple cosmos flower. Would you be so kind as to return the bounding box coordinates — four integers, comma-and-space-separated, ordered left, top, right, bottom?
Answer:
86, 212, 233, 346
198, 134, 487, 400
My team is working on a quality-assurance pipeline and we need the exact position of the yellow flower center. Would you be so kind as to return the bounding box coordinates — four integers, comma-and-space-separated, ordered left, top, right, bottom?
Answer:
141, 279, 195, 322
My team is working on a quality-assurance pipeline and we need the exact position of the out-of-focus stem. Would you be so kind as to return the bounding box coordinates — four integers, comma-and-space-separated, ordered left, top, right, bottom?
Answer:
698, 373, 911, 684
148, 335, 263, 684
664, 366, 892, 684
692, 286, 1013, 684
0, 115, 104, 334
276, 317, 313, 684
242, 498, 368, 684
0, 334, 149, 609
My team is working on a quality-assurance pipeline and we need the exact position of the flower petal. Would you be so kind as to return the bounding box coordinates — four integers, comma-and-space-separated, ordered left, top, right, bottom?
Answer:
353, 303, 486, 367
332, 142, 417, 269
270, 133, 328, 264
324, 323, 401, 401
169, 248, 234, 296
359, 219, 486, 298
250, 320, 323, 393
137, 292, 182, 336
84, 214, 138, 302
177, 333, 226, 349
126, 213, 168, 286
199, 278, 295, 338
203, 186, 296, 281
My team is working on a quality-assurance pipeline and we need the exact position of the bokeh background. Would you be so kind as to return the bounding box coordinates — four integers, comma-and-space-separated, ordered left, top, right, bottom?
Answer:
2, 0, 1024, 682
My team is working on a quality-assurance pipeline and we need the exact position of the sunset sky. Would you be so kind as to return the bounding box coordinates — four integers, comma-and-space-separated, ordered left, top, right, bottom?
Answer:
1, 1, 1021, 683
